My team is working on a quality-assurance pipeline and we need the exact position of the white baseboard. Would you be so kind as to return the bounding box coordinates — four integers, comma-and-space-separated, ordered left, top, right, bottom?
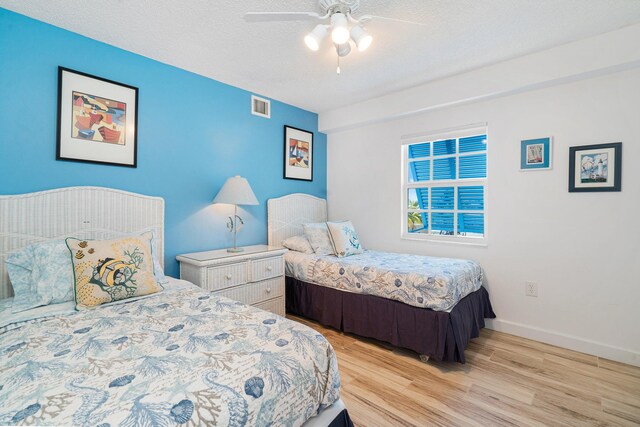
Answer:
485, 319, 640, 367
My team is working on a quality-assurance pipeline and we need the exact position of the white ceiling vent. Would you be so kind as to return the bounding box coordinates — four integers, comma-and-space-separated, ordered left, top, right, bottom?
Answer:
251, 95, 271, 118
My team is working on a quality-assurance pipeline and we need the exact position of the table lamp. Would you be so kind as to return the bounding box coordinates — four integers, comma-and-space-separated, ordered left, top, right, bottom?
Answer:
213, 176, 259, 252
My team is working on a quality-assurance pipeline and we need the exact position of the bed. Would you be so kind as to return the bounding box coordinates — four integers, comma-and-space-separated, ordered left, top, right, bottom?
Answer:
0, 187, 351, 427
268, 193, 496, 363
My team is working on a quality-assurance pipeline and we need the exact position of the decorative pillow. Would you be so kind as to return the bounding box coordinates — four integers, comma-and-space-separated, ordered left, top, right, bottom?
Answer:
149, 231, 169, 285
282, 235, 314, 254
6, 240, 74, 313
302, 223, 335, 256
326, 220, 364, 257
66, 232, 162, 309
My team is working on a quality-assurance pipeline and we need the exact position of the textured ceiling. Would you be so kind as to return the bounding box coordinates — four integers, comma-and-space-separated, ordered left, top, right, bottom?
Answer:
3, 0, 640, 113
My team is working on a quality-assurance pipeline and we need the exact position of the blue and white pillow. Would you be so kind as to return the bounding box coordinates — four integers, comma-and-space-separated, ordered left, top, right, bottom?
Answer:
6, 240, 74, 313
149, 231, 169, 285
302, 223, 335, 256
327, 220, 364, 257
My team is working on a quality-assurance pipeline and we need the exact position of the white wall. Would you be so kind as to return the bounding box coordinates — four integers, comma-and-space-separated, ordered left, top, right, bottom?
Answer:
326, 68, 640, 366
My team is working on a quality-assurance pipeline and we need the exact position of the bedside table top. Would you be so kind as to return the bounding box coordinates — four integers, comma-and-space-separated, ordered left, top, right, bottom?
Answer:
176, 244, 287, 265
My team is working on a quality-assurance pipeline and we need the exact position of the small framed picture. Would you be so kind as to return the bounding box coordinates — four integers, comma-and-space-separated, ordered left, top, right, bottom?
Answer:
57, 67, 138, 167
284, 125, 313, 181
569, 142, 622, 192
520, 137, 552, 171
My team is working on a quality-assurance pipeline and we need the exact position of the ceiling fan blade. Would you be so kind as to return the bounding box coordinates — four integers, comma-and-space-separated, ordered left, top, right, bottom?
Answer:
358, 14, 428, 26
244, 12, 322, 22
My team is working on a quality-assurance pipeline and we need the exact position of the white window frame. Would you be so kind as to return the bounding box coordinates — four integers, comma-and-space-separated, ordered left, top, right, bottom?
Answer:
401, 124, 488, 246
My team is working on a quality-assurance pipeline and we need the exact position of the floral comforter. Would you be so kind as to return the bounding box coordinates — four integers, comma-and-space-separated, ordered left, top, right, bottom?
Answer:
285, 250, 483, 311
0, 279, 341, 426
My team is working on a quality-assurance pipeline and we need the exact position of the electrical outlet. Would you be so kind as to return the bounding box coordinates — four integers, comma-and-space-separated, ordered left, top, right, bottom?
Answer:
525, 281, 538, 297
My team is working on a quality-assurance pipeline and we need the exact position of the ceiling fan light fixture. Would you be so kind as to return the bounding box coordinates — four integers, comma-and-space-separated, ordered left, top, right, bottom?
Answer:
246, 1, 430, 75
304, 24, 327, 51
330, 12, 350, 44
350, 25, 372, 51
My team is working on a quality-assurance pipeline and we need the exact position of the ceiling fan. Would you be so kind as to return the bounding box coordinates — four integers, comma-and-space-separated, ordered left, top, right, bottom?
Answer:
245, 0, 427, 74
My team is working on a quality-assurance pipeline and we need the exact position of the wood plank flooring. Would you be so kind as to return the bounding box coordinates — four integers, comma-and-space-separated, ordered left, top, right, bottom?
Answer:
288, 315, 640, 427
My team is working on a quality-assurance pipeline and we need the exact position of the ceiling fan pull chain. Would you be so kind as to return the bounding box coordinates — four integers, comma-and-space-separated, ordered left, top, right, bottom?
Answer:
337, 54, 341, 75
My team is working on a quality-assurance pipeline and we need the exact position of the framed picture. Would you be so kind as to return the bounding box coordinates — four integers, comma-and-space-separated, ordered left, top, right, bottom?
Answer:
284, 125, 313, 181
520, 137, 552, 171
57, 67, 138, 167
569, 142, 622, 192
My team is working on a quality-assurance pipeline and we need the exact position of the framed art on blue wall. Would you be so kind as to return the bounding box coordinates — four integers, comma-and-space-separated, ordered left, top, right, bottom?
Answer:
56, 67, 138, 167
284, 125, 313, 181
569, 142, 622, 192
520, 137, 552, 171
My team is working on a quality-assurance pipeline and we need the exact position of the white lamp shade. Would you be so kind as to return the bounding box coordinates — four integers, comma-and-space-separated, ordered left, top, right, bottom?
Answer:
304, 24, 327, 51
331, 13, 350, 44
335, 41, 351, 57
213, 176, 259, 205
350, 25, 372, 51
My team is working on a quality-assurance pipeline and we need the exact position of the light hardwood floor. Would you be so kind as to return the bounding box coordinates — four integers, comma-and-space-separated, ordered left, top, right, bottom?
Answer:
289, 315, 640, 427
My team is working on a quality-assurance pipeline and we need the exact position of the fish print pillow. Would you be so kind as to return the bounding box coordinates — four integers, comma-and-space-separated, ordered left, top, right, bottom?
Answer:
66, 232, 162, 309
302, 222, 335, 256
327, 220, 364, 257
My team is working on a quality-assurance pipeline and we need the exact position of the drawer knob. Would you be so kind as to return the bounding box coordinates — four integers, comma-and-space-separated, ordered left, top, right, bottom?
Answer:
266, 288, 272, 293
266, 266, 273, 271
225, 274, 232, 280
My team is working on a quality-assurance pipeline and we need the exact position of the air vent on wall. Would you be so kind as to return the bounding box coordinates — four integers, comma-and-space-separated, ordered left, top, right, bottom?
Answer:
251, 95, 271, 118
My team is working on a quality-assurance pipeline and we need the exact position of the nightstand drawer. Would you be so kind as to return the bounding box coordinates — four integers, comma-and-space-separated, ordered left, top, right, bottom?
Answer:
216, 277, 284, 306
254, 296, 285, 317
251, 256, 283, 282
206, 262, 248, 290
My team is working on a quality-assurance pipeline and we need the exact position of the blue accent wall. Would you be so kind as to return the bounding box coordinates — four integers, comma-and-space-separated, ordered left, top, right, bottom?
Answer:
0, 8, 327, 277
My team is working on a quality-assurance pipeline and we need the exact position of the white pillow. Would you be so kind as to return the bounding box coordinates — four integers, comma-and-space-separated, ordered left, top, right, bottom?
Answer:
302, 223, 335, 256
282, 235, 314, 254
327, 220, 364, 257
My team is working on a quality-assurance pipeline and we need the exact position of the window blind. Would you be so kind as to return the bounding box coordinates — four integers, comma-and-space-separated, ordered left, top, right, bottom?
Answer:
405, 132, 487, 239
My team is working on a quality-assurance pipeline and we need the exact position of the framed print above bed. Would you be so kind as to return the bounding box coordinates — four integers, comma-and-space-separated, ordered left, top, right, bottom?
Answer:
569, 142, 622, 192
520, 137, 552, 171
56, 67, 138, 167
284, 125, 313, 181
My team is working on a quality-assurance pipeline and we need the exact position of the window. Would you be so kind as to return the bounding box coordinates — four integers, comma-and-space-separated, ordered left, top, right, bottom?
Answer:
402, 128, 487, 243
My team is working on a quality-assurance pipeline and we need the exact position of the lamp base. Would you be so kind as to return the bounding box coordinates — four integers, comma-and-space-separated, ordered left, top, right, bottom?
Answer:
227, 247, 244, 253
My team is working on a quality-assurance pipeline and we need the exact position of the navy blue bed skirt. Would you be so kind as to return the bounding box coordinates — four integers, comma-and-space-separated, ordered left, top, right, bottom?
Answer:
328, 409, 354, 427
286, 277, 496, 363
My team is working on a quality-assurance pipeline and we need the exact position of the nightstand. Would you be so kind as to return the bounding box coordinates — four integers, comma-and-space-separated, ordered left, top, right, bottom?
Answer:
176, 245, 287, 316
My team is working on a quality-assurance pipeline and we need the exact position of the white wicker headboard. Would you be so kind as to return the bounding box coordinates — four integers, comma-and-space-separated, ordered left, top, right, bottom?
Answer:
267, 193, 327, 247
0, 186, 164, 299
